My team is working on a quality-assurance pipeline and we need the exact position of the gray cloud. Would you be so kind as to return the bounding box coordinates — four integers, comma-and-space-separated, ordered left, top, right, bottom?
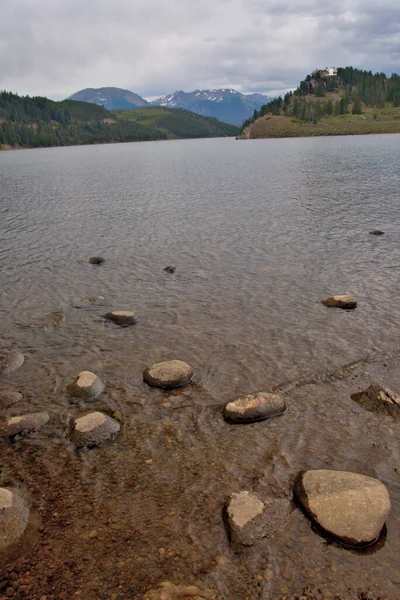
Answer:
1, 0, 399, 100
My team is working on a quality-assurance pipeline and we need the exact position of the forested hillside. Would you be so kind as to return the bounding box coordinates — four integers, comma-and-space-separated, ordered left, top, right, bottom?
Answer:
0, 91, 238, 149
240, 67, 400, 138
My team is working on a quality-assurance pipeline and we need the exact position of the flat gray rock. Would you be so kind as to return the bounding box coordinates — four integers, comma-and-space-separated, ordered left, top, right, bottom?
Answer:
71, 411, 120, 447
0, 351, 24, 376
321, 295, 357, 309
143, 360, 193, 389
293, 469, 391, 547
223, 392, 286, 423
104, 311, 137, 327
351, 383, 400, 420
224, 491, 290, 550
5, 411, 49, 436
67, 371, 105, 401
0, 488, 30, 550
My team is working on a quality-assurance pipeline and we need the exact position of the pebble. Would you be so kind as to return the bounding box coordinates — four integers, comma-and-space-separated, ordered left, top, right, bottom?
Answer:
71, 411, 120, 447
143, 360, 193, 389
104, 311, 137, 327
0, 351, 25, 377
0, 488, 30, 550
67, 371, 105, 401
5, 411, 49, 436
321, 295, 357, 309
223, 391, 286, 423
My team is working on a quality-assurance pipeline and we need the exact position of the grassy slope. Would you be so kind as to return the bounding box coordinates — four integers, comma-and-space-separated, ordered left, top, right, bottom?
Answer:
240, 94, 400, 139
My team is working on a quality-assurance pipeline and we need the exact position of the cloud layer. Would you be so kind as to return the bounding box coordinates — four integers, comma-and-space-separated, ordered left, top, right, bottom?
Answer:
1, 0, 400, 100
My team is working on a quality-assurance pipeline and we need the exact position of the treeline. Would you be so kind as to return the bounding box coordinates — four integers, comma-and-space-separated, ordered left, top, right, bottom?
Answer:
0, 91, 238, 149
241, 67, 400, 131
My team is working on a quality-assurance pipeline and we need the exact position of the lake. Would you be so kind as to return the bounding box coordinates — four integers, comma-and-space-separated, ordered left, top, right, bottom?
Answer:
0, 135, 400, 599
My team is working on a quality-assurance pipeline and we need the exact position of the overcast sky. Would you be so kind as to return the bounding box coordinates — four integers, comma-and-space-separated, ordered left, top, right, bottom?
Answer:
1, 0, 399, 101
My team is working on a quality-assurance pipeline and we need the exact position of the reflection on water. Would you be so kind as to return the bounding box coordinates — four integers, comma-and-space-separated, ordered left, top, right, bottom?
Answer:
0, 136, 400, 599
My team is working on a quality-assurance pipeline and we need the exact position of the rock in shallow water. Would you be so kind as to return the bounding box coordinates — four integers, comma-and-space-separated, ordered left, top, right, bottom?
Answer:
104, 311, 137, 327
0, 488, 29, 550
351, 382, 400, 420
293, 469, 391, 547
143, 360, 193, 389
71, 411, 120, 447
0, 390, 23, 406
0, 351, 24, 376
223, 391, 286, 423
224, 491, 290, 549
369, 230, 384, 235
5, 411, 49, 436
143, 581, 216, 599
67, 371, 105, 400
321, 295, 357, 309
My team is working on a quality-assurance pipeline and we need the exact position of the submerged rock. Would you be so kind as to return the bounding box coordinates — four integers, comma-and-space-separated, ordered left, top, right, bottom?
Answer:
224, 491, 290, 549
73, 296, 105, 309
293, 469, 391, 547
5, 411, 49, 436
67, 371, 105, 401
351, 382, 400, 420
143, 581, 216, 599
223, 392, 286, 423
143, 360, 193, 389
164, 266, 176, 274
0, 488, 30, 550
369, 230, 385, 235
0, 351, 24, 376
104, 311, 137, 327
89, 256, 105, 265
0, 390, 23, 406
71, 411, 120, 447
321, 295, 357, 309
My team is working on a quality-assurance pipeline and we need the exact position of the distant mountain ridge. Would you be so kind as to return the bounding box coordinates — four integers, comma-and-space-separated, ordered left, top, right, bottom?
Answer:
68, 87, 273, 126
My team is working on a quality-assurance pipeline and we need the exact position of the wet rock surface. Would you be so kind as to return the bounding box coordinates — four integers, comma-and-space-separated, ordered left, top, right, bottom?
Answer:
293, 469, 391, 547
0, 351, 24, 377
5, 411, 49, 436
223, 391, 286, 423
104, 310, 137, 327
143, 581, 216, 599
0, 488, 29, 550
67, 371, 105, 400
71, 411, 120, 447
351, 382, 400, 420
143, 360, 193, 389
321, 295, 357, 309
88, 256, 105, 264
224, 491, 290, 550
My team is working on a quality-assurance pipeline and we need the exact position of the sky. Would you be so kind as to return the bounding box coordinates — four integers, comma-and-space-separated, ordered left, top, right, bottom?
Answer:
1, 0, 400, 101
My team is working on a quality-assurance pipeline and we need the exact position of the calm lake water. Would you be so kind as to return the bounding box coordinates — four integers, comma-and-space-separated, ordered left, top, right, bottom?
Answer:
0, 135, 400, 599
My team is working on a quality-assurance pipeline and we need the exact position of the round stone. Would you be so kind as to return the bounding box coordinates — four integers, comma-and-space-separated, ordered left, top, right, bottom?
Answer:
88, 256, 105, 264
351, 383, 400, 420
293, 469, 391, 547
6, 411, 49, 436
143, 360, 193, 389
104, 311, 137, 327
0, 351, 25, 377
223, 392, 286, 423
71, 411, 120, 447
0, 488, 29, 550
67, 371, 105, 401
321, 295, 357, 309
0, 390, 23, 406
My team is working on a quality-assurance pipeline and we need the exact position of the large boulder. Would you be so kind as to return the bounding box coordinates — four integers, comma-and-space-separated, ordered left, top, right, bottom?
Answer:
321, 295, 357, 309
351, 383, 400, 420
143, 581, 216, 599
223, 392, 286, 423
5, 411, 49, 436
143, 360, 193, 389
0, 351, 24, 376
71, 412, 120, 448
67, 371, 105, 401
0, 488, 30, 550
293, 469, 391, 547
104, 311, 137, 327
223, 491, 290, 549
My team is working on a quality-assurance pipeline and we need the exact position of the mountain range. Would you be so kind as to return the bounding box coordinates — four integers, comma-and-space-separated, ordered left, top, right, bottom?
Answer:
68, 87, 273, 126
